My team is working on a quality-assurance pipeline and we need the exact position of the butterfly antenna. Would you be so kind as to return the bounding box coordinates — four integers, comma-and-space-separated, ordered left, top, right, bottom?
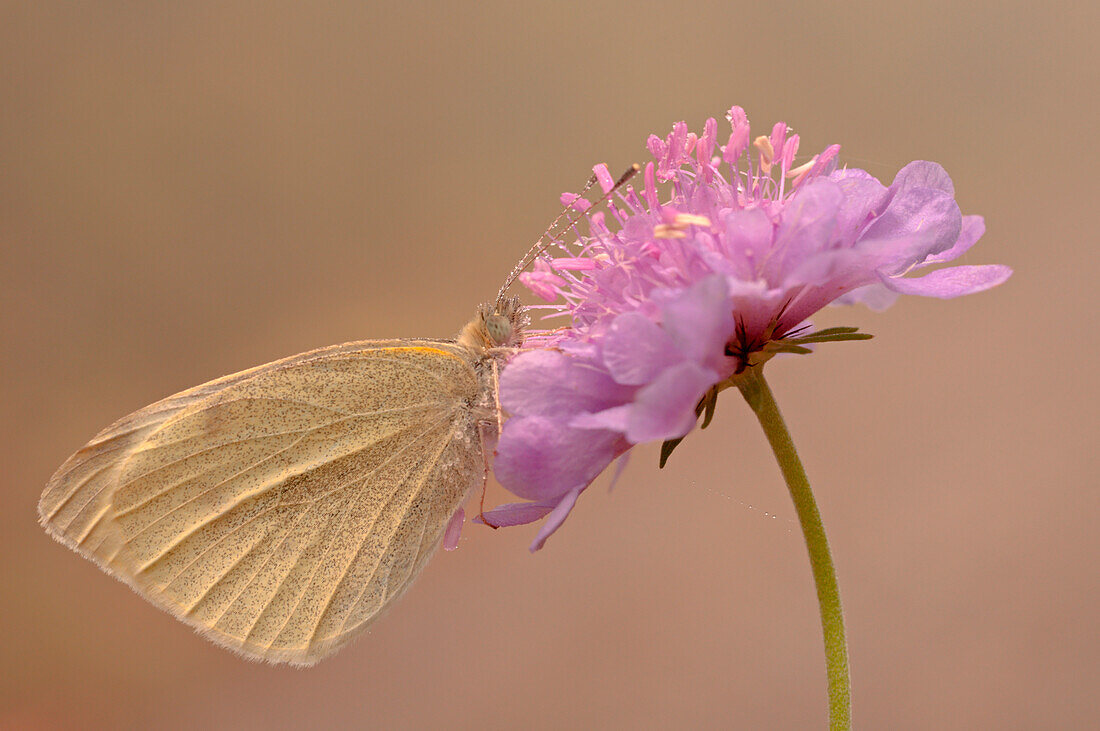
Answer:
496, 164, 640, 307
494, 173, 600, 306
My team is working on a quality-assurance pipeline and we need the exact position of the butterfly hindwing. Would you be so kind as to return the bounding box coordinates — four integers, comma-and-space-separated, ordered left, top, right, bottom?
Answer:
39, 341, 485, 665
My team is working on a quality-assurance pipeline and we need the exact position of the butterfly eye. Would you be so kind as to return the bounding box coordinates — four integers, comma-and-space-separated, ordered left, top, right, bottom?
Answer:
485, 313, 513, 346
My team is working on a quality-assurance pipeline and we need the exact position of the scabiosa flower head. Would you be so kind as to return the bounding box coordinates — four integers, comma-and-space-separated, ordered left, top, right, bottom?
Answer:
486, 106, 1012, 550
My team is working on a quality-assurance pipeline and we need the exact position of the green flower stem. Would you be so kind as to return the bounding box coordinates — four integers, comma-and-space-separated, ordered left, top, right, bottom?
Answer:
735, 367, 852, 730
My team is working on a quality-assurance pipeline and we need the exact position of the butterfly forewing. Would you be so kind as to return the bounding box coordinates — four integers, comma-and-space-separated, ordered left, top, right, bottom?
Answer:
39, 341, 487, 665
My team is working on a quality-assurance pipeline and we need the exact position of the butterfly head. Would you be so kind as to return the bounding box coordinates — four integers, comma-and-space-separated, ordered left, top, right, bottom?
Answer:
459, 295, 527, 353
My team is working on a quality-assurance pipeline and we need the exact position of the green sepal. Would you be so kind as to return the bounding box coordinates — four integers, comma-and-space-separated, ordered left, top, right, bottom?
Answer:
790, 333, 874, 344
786, 326, 874, 345
699, 386, 718, 429
659, 436, 684, 468
798, 325, 861, 337
768, 343, 814, 355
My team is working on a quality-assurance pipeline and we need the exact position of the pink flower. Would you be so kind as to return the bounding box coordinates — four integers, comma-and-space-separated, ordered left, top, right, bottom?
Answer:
485, 107, 1011, 550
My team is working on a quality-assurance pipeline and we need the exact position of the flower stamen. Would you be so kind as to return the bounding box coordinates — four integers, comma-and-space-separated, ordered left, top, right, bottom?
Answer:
754, 134, 775, 172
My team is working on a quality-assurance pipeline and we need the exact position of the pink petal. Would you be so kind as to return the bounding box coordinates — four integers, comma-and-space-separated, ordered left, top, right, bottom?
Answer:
716, 207, 774, 280
829, 168, 888, 240
625, 361, 717, 443
607, 451, 632, 492
500, 350, 634, 418
766, 178, 844, 277
494, 415, 627, 501
601, 312, 680, 385
891, 160, 955, 196
530, 486, 584, 552
442, 508, 464, 551
475, 500, 555, 527
921, 215, 986, 265
862, 186, 961, 260
661, 275, 736, 374
571, 404, 631, 431
852, 229, 941, 273
832, 282, 900, 311
880, 264, 1013, 298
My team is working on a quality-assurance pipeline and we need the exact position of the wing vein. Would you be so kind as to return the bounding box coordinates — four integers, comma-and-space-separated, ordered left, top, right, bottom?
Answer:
134, 399, 446, 460
261, 409, 458, 652
181, 525, 274, 616
117, 402, 448, 520
166, 504, 275, 590
130, 427, 319, 571
116, 416, 353, 521
51, 456, 124, 530
75, 503, 112, 546
209, 498, 325, 629
323, 417, 458, 644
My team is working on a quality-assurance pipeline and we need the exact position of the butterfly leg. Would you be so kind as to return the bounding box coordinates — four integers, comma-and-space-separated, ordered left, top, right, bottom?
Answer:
476, 419, 499, 529
474, 357, 508, 528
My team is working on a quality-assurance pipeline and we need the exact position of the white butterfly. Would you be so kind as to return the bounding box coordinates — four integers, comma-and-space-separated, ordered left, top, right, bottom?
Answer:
39, 299, 524, 666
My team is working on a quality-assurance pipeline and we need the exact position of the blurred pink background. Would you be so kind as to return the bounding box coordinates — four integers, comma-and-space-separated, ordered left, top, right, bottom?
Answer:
2, 2, 1096, 728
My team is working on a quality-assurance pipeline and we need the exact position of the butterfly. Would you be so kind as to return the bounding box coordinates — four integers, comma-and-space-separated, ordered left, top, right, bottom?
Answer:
37, 298, 526, 666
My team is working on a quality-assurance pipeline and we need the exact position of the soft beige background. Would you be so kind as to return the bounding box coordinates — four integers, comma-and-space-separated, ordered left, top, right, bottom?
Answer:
2, 2, 1096, 729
